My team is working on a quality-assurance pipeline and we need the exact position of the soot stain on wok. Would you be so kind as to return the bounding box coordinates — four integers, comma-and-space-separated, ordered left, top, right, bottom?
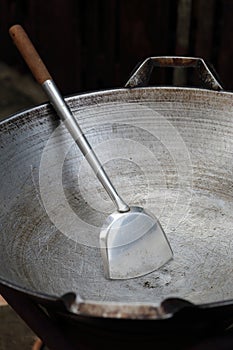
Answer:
143, 281, 156, 289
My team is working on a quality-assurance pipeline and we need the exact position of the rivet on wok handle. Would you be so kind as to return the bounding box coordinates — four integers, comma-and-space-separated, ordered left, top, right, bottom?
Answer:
125, 56, 224, 91
9, 24, 52, 85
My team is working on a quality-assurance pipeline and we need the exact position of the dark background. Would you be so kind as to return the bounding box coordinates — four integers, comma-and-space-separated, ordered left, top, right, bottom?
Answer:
0, 0, 233, 95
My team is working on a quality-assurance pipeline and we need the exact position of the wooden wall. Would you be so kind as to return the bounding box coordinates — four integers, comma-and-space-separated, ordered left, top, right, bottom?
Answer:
0, 0, 233, 95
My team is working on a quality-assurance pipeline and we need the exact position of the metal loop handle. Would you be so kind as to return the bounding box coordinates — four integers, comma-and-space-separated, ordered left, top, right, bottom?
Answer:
125, 56, 223, 91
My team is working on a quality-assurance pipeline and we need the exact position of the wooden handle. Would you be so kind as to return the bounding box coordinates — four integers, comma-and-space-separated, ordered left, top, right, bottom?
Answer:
9, 24, 52, 84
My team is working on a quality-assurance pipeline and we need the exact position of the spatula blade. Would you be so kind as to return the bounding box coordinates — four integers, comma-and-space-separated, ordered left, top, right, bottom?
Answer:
100, 206, 173, 280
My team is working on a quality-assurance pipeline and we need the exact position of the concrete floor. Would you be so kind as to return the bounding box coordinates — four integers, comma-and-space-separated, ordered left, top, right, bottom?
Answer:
0, 62, 47, 349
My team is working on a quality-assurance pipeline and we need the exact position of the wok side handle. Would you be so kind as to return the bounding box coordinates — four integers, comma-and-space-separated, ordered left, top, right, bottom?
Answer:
125, 56, 224, 91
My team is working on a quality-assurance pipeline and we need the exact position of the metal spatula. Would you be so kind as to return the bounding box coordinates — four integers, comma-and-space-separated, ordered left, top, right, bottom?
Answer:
9, 25, 173, 279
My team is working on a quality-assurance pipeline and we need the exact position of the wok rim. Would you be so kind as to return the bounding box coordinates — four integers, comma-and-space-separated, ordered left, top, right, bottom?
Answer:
1, 85, 233, 319
1, 85, 232, 127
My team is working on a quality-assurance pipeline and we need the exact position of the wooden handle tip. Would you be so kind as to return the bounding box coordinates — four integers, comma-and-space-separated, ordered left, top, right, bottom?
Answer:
9, 24, 52, 85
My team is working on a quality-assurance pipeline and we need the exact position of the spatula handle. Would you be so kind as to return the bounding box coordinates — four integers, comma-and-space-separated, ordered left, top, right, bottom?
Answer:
9, 25, 52, 84
9, 24, 130, 213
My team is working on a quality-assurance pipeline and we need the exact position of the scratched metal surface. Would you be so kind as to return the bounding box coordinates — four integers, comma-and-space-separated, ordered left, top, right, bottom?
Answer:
0, 87, 233, 307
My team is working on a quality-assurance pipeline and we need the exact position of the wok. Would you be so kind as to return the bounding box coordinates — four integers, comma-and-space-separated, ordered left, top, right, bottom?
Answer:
0, 57, 233, 348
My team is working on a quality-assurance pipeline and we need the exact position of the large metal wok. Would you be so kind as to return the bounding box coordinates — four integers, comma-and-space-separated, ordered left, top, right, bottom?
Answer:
1, 57, 233, 349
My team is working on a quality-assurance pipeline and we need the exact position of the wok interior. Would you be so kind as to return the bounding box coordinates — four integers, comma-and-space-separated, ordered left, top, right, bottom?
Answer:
0, 88, 233, 305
